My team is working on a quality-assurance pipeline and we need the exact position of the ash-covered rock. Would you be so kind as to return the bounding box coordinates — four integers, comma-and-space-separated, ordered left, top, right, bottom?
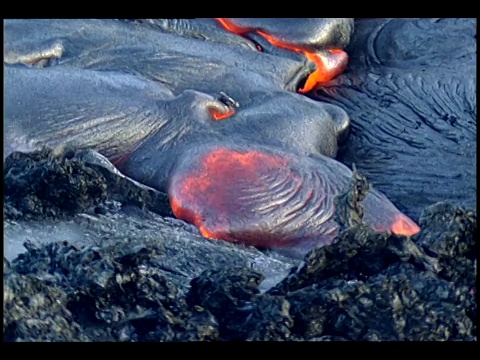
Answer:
417, 202, 476, 286
265, 173, 476, 341
186, 267, 294, 341
3, 146, 476, 341
4, 148, 109, 219
4, 239, 220, 342
285, 262, 474, 341
4, 147, 173, 221
4, 258, 90, 342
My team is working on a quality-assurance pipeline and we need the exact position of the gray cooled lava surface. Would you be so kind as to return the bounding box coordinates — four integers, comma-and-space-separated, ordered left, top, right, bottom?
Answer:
3, 18, 477, 341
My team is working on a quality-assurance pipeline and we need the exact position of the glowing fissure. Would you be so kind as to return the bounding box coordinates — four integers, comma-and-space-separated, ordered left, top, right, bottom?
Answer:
209, 107, 235, 120
214, 18, 349, 93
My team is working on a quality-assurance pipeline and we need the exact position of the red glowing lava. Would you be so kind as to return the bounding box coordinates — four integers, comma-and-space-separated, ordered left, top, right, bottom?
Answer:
370, 213, 421, 237
169, 148, 288, 245
214, 18, 349, 93
214, 18, 253, 35
209, 107, 235, 121
390, 213, 421, 236
169, 147, 421, 247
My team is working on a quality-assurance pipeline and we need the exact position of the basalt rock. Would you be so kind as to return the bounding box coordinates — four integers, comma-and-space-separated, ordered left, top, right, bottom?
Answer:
3, 147, 476, 341
4, 147, 172, 221
3, 18, 476, 342
314, 18, 476, 220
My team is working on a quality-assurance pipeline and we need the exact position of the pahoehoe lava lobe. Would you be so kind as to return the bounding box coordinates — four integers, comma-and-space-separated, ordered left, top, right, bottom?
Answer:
3, 18, 425, 253
169, 145, 419, 251
214, 18, 353, 93
5, 18, 472, 252
214, 18, 354, 51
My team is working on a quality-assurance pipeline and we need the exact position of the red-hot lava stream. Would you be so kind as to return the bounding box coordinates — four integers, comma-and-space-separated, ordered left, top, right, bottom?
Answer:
214, 18, 349, 93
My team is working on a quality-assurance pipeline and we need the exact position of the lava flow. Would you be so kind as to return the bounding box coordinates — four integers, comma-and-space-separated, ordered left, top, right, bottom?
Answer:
214, 18, 349, 93
209, 107, 235, 121
169, 146, 421, 248
370, 212, 421, 237
169, 147, 292, 247
390, 213, 421, 236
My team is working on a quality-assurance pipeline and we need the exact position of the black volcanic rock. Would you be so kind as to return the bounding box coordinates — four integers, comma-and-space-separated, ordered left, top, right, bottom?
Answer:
3, 146, 476, 341
3, 18, 476, 342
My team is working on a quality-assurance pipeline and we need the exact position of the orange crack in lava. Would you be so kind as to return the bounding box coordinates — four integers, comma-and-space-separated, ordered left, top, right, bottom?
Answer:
169, 148, 286, 242
209, 107, 236, 121
214, 18, 349, 93
300, 49, 348, 93
214, 18, 253, 35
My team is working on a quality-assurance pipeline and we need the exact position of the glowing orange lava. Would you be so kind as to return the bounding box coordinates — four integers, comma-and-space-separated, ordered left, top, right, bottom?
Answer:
371, 213, 421, 237
214, 18, 349, 93
390, 213, 421, 237
169, 148, 286, 242
214, 18, 253, 35
209, 107, 235, 121
169, 147, 421, 246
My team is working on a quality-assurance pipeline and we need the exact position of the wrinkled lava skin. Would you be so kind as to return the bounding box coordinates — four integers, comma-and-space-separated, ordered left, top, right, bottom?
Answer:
167, 144, 419, 248
313, 18, 476, 219
7, 18, 473, 250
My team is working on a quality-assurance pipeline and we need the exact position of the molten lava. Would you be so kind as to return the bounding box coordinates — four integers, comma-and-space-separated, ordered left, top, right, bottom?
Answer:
167, 20, 420, 247
169, 146, 421, 248
169, 148, 289, 245
390, 213, 421, 236
209, 107, 235, 121
214, 18, 349, 93
369, 212, 421, 237
300, 50, 348, 93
